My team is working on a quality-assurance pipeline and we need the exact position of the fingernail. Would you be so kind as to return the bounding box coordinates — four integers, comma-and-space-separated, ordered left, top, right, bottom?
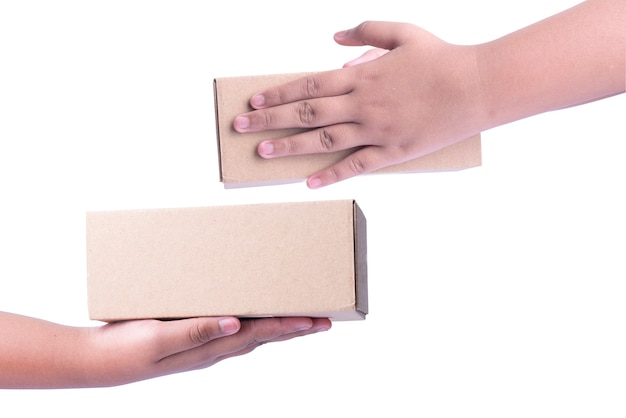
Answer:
219, 318, 239, 334
250, 94, 265, 108
307, 177, 322, 189
334, 30, 348, 39
233, 116, 250, 131
258, 141, 274, 157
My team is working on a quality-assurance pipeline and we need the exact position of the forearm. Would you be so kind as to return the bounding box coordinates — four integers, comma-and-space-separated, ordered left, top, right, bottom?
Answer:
475, 0, 625, 130
0, 312, 93, 389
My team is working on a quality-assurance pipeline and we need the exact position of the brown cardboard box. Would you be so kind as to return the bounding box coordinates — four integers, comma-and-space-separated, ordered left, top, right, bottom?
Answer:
86, 200, 367, 321
214, 72, 482, 188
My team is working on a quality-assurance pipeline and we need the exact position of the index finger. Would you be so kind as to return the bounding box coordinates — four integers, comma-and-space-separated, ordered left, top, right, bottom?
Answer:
248, 68, 354, 110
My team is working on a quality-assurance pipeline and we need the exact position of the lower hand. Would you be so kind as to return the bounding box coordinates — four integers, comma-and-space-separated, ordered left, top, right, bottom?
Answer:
88, 316, 331, 387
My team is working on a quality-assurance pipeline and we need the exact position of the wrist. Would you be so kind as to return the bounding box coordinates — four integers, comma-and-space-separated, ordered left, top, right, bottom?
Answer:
436, 43, 488, 142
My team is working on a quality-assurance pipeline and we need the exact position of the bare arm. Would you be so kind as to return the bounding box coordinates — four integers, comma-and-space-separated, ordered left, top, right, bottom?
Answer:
234, 0, 625, 188
0, 311, 330, 388
475, 0, 625, 128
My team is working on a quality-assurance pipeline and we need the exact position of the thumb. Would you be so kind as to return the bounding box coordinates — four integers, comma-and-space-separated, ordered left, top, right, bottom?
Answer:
334, 21, 417, 50
155, 317, 241, 357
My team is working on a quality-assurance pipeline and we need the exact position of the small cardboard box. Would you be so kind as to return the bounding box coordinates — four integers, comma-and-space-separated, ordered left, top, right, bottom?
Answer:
214, 72, 482, 188
86, 200, 367, 321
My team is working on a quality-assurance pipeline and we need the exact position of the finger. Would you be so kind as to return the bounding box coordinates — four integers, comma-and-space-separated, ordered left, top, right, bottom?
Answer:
186, 317, 320, 367
234, 93, 355, 133
197, 317, 317, 357
265, 318, 331, 343
334, 21, 416, 50
234, 317, 318, 345
210, 318, 331, 364
343, 48, 389, 68
257, 123, 364, 158
244, 68, 354, 111
155, 317, 320, 373
306, 146, 405, 189
154, 317, 241, 358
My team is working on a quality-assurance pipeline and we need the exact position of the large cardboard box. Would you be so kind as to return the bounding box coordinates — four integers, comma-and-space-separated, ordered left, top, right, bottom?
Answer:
86, 200, 367, 321
214, 72, 482, 188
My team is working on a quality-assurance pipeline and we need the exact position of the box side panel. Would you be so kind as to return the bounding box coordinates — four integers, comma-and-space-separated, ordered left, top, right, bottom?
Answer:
353, 201, 368, 316
87, 200, 363, 321
213, 78, 225, 182
238, 310, 365, 321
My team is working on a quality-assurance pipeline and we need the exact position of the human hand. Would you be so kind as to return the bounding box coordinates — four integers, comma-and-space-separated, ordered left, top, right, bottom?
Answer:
233, 21, 483, 188
341, 47, 388, 68
0, 312, 330, 389
86, 316, 331, 387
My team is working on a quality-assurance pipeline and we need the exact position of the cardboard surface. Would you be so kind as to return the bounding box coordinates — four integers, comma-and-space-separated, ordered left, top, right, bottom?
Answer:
214, 72, 482, 188
86, 200, 367, 321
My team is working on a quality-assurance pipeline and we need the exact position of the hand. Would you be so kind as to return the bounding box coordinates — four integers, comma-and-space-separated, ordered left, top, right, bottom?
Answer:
234, 3, 625, 189
341, 47, 388, 68
0, 312, 331, 388
87, 316, 331, 387
233, 21, 483, 188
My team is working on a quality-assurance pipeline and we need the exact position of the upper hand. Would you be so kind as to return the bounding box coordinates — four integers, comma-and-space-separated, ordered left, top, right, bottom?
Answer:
233, 21, 483, 188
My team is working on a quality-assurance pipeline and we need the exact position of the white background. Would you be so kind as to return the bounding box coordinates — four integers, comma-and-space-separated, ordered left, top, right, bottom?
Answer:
1, 1, 624, 416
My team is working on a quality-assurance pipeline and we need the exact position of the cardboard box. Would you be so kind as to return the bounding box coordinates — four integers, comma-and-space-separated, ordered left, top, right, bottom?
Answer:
214, 72, 482, 188
86, 200, 367, 321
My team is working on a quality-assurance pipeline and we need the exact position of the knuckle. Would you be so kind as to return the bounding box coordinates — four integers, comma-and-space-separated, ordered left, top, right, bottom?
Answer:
247, 337, 268, 349
284, 137, 298, 154
348, 155, 366, 175
326, 167, 341, 183
356, 20, 375, 38
296, 101, 315, 125
272, 89, 285, 105
303, 76, 321, 98
261, 111, 274, 129
318, 128, 334, 151
357, 20, 371, 32
188, 321, 212, 345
